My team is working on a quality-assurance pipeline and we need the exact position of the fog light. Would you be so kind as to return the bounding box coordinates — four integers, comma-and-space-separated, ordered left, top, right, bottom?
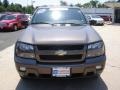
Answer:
20, 66, 26, 71
96, 65, 102, 70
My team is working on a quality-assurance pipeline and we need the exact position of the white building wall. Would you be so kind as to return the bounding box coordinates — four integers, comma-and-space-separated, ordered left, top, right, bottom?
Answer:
81, 8, 114, 23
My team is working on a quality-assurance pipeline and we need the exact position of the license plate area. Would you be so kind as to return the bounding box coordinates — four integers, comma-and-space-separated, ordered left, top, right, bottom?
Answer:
52, 67, 70, 77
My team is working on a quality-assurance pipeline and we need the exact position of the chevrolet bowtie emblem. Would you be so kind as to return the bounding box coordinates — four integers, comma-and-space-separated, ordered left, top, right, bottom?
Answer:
55, 50, 67, 56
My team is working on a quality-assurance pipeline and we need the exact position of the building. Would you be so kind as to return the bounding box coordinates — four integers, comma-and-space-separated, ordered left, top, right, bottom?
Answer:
80, 1, 120, 23
105, 2, 120, 23
81, 8, 114, 23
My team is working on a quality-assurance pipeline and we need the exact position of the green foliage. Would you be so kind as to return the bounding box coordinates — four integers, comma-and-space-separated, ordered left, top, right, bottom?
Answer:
0, 6, 5, 12
0, 0, 108, 13
82, 3, 91, 8
60, 1, 68, 6
0, 0, 35, 14
90, 0, 99, 8
0, 0, 2, 5
75, 3, 82, 7
81, 0, 108, 8
3, 0, 9, 8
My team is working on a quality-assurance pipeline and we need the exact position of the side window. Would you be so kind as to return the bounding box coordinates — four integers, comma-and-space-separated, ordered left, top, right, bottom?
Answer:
20, 15, 24, 19
21, 15, 28, 20
23, 15, 27, 19
18, 15, 22, 20
19, 15, 26, 20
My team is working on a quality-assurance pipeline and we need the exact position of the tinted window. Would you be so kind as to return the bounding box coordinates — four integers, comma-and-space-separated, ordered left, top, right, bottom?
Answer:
0, 14, 7, 20
23, 15, 27, 18
31, 8, 87, 25
2, 15, 16, 20
18, 15, 24, 19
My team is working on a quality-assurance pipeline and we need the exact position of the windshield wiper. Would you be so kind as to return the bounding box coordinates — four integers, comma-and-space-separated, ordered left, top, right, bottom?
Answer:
52, 22, 82, 26
31, 22, 51, 25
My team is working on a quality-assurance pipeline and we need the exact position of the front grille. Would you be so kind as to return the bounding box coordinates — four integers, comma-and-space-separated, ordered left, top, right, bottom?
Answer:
37, 45, 84, 50
36, 44, 86, 63
39, 54, 82, 60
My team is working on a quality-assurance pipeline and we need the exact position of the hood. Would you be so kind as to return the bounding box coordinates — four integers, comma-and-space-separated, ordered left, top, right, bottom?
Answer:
92, 18, 104, 21
18, 25, 102, 45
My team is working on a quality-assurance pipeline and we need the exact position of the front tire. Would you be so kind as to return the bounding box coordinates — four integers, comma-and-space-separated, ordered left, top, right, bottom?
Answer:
20, 75, 29, 80
90, 20, 97, 25
13, 25, 18, 31
100, 23, 104, 26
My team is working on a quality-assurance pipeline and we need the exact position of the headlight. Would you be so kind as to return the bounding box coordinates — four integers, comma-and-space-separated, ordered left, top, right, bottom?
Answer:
1, 22, 7, 27
15, 42, 35, 59
8, 23, 13, 26
86, 41, 105, 58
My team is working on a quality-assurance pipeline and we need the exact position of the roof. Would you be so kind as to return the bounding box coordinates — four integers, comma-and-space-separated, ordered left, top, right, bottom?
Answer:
12, 13, 25, 16
38, 5, 80, 9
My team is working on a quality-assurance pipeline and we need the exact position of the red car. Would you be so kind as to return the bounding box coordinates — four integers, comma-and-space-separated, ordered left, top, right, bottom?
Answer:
0, 13, 29, 31
100, 15, 112, 21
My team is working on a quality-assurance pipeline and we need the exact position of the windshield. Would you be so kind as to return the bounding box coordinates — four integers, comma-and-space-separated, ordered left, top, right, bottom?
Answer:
2, 15, 16, 20
91, 15, 101, 18
31, 8, 87, 25
0, 14, 7, 20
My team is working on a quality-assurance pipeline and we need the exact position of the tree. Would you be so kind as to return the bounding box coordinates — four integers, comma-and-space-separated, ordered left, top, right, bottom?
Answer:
75, 3, 82, 7
3, 0, 9, 8
14, 4, 23, 12
83, 3, 91, 8
97, 3, 108, 8
60, 1, 68, 6
7, 3, 15, 12
23, 5, 34, 14
82, 0, 104, 8
0, 6, 5, 12
0, 0, 2, 6
70, 4, 73, 7
90, 0, 99, 8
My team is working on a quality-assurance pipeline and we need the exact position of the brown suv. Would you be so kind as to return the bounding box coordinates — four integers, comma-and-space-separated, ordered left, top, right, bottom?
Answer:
14, 6, 106, 79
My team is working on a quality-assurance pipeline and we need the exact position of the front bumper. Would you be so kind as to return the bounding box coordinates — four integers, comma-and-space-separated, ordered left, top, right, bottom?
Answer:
0, 26, 13, 31
96, 20, 104, 24
15, 55, 106, 78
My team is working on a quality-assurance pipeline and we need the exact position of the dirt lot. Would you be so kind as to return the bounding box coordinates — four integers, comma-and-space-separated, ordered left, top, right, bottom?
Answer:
0, 25, 120, 90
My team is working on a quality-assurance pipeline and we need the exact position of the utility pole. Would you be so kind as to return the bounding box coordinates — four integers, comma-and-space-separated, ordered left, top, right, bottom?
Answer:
31, 0, 35, 14
31, 0, 35, 7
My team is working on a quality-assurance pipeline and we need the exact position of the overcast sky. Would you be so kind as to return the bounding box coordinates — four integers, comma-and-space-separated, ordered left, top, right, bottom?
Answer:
6, 0, 108, 6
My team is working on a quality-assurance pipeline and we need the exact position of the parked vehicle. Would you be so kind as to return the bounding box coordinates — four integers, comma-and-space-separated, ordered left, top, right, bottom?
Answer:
14, 6, 106, 79
86, 15, 104, 25
0, 14, 8, 21
0, 13, 28, 31
100, 15, 112, 22
25, 14, 32, 21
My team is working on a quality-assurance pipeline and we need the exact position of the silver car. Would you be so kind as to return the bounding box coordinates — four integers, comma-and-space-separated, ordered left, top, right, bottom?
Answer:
14, 6, 106, 79
86, 15, 104, 25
